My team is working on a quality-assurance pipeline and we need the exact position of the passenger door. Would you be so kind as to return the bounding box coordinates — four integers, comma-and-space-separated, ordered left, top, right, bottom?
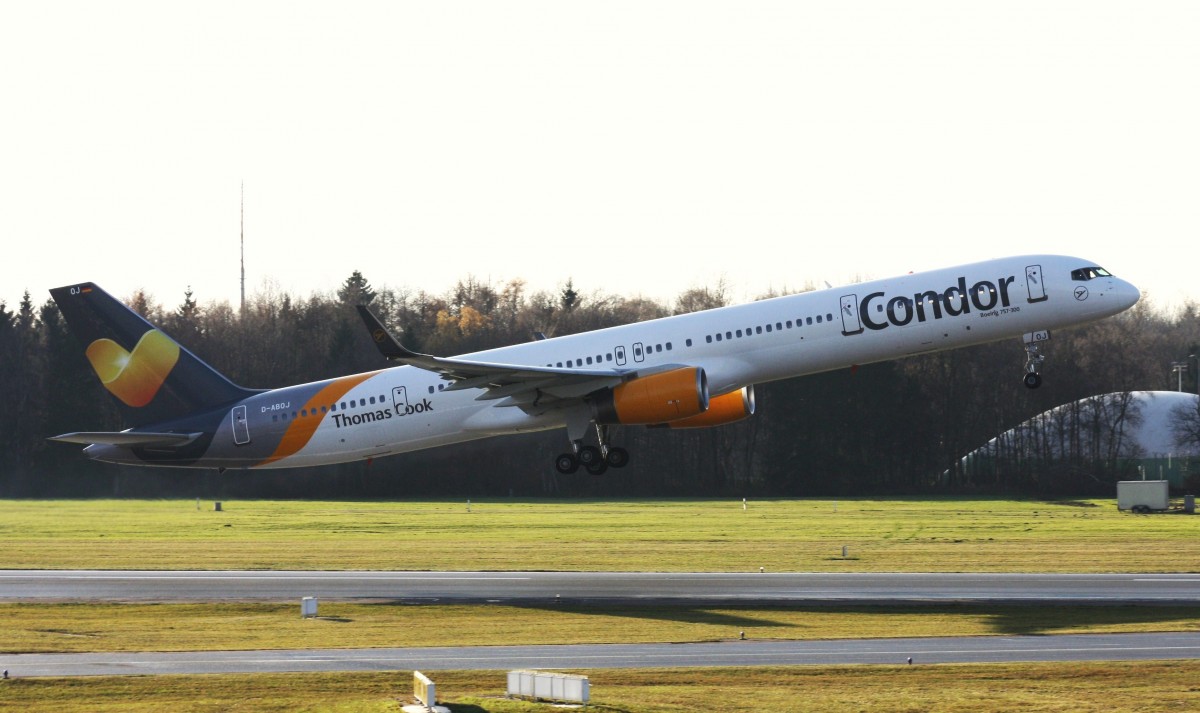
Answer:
231, 405, 250, 445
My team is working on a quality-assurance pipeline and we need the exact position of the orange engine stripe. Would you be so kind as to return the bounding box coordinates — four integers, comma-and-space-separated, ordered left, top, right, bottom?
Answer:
257, 371, 379, 466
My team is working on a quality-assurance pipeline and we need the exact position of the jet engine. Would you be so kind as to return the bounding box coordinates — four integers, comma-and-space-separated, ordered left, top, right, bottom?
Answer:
591, 367, 708, 425
653, 386, 755, 429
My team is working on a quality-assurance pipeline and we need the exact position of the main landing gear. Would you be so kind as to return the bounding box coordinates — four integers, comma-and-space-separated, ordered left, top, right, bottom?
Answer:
1022, 333, 1047, 389
555, 424, 630, 475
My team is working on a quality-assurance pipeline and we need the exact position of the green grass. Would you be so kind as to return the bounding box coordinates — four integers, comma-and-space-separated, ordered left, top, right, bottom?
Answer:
5, 602, 1200, 654
2, 497, 1197, 572
4, 498, 1199, 711
4, 662, 1200, 712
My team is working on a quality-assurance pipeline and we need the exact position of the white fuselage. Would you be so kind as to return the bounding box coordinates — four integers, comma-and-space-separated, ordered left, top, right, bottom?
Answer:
88, 254, 1140, 469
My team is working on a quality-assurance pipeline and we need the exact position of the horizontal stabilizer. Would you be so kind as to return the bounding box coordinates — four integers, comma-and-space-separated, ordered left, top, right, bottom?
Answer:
49, 431, 203, 447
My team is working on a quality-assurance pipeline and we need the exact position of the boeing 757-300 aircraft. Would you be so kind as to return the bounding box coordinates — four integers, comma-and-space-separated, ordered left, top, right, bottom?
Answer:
49, 255, 1139, 474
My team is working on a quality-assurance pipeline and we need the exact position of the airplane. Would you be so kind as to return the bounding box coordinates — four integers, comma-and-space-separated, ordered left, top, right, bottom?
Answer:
49, 255, 1140, 475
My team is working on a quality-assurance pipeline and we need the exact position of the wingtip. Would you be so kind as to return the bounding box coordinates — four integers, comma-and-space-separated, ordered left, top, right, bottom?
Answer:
356, 304, 423, 360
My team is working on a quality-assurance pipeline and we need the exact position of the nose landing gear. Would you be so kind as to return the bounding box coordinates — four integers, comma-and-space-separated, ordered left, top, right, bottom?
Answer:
1022, 332, 1048, 389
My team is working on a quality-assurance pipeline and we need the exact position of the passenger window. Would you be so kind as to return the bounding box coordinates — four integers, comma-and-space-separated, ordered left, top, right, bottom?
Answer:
816, 316, 822, 324
766, 324, 772, 333
340, 402, 347, 410
666, 342, 673, 350
716, 333, 723, 342
586, 357, 593, 364
272, 415, 278, 422
808, 317, 814, 324
428, 386, 435, 394
786, 321, 792, 328
736, 330, 743, 338
655, 344, 662, 353
606, 353, 613, 361
321, 406, 327, 413
282, 412, 288, 421
706, 335, 713, 343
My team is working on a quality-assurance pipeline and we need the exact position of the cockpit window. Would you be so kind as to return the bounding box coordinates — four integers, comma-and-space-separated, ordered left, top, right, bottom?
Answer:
1071, 266, 1112, 281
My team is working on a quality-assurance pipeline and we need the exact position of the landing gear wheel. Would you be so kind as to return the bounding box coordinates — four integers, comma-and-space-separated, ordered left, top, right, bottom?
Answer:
586, 459, 609, 476
606, 447, 630, 468
577, 445, 602, 467
555, 453, 579, 474
1023, 372, 1042, 389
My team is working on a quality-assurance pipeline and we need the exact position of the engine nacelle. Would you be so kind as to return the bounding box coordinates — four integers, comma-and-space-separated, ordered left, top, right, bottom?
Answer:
653, 386, 755, 429
591, 367, 709, 425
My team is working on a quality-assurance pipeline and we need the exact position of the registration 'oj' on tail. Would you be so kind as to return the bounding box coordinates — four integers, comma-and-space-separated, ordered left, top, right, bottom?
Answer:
49, 255, 1140, 473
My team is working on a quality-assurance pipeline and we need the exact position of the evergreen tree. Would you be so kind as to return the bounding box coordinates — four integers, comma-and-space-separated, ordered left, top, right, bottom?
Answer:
337, 270, 376, 306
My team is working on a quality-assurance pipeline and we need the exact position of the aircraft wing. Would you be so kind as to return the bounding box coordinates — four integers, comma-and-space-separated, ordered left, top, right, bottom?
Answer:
49, 431, 203, 447
356, 306, 628, 404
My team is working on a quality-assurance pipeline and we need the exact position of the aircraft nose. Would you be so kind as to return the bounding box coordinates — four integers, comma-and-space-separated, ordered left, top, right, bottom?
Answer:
1113, 277, 1141, 311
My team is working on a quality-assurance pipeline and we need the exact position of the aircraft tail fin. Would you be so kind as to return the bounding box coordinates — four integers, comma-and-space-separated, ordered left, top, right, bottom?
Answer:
50, 283, 260, 427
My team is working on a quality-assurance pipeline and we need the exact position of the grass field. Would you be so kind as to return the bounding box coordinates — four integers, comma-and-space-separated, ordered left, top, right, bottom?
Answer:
4, 662, 1200, 712
4, 497, 1198, 711
2, 497, 1197, 572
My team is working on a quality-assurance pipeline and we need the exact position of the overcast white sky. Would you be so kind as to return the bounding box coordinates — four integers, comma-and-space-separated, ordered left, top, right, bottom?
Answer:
3, 1, 1198, 315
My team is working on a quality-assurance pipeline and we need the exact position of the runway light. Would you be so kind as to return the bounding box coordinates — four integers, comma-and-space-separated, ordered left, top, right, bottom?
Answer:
739, 631, 745, 640
759, 566, 764, 573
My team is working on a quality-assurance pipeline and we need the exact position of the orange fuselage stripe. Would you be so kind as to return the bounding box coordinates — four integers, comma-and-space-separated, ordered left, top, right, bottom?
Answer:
257, 371, 380, 466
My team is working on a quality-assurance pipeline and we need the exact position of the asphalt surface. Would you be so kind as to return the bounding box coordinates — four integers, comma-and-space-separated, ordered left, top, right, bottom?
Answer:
3, 570, 1200, 605
4, 632, 1199, 677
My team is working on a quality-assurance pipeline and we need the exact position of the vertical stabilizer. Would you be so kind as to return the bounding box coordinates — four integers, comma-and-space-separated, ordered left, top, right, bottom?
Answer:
50, 283, 259, 427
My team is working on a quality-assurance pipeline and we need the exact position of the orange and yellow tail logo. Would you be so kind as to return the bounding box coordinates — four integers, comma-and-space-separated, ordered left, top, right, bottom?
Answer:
85, 330, 180, 407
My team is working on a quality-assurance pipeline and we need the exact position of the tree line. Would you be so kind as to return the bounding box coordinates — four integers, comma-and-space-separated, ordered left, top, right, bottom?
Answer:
2, 271, 1197, 499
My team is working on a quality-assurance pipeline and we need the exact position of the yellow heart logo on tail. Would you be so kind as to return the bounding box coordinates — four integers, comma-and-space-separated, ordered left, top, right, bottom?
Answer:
85, 330, 181, 407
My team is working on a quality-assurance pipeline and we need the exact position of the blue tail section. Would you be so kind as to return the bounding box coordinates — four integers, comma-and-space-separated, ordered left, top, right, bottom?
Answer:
50, 283, 260, 428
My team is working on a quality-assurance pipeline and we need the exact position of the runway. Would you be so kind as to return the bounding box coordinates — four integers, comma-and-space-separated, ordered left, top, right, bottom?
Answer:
4, 632, 1199, 677
5, 571, 1199, 678
3, 570, 1200, 605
